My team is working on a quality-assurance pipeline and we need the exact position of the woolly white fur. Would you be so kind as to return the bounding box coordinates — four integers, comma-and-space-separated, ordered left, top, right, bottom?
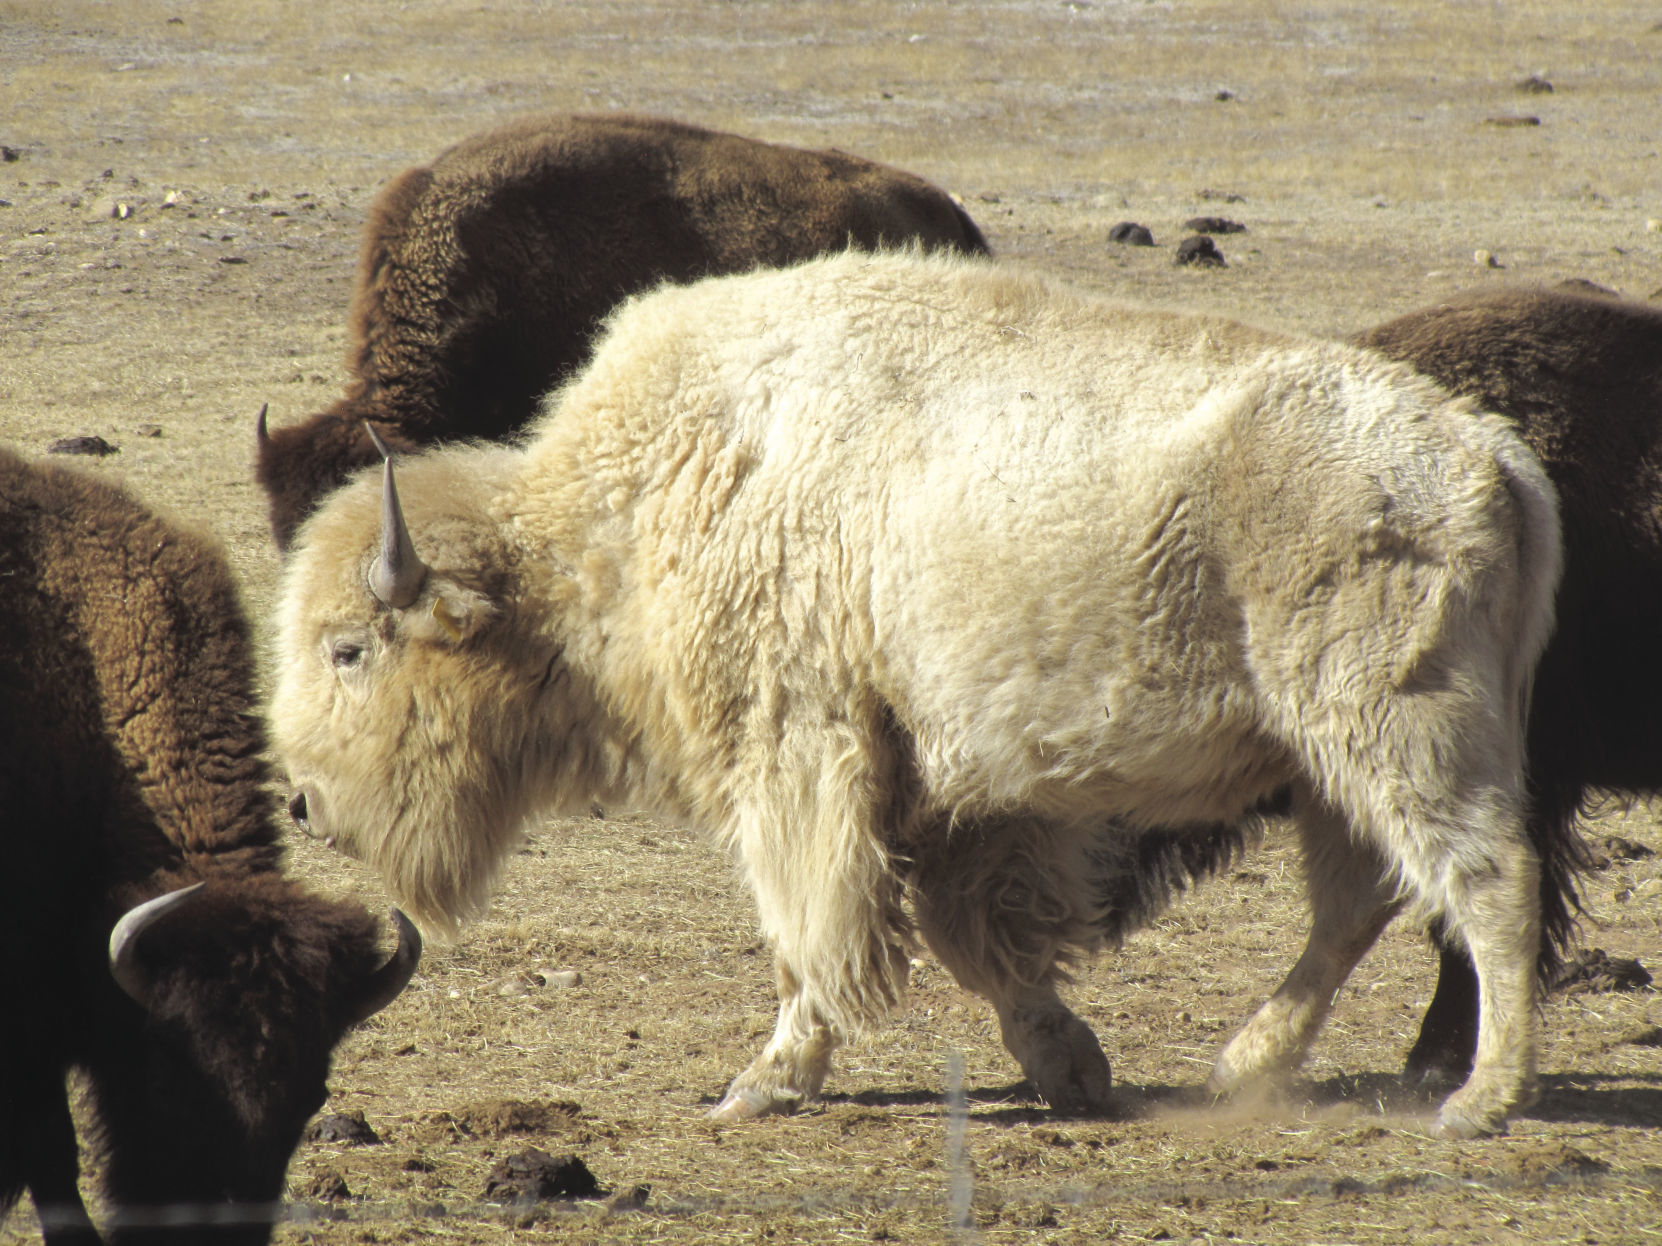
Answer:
271, 250, 1560, 1134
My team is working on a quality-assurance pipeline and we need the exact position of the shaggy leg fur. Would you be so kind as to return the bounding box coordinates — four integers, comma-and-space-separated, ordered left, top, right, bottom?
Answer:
11, 1085, 101, 1246
1210, 800, 1401, 1097
908, 819, 1113, 1114
712, 741, 913, 1119
1422, 832, 1540, 1138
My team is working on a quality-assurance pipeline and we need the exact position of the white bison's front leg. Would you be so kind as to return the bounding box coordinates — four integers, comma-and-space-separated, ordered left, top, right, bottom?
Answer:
710, 764, 911, 1121
712, 960, 839, 1120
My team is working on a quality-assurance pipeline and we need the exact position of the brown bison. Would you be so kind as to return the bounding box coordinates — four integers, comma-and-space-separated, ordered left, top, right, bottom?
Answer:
255, 113, 991, 549
0, 446, 419, 1245
1347, 285, 1662, 1081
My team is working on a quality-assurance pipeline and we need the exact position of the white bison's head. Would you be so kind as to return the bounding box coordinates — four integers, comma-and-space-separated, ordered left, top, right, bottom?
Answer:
270, 441, 565, 938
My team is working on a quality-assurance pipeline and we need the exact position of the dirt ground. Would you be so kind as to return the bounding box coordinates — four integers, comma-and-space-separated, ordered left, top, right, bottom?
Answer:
4, 2, 1662, 1242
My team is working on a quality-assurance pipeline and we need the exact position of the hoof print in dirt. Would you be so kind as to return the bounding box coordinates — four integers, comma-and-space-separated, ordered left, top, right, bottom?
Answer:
304, 1109, 382, 1146
604, 1183, 652, 1213
1552, 948, 1653, 994
483, 1148, 602, 1203
1184, 215, 1246, 234
47, 435, 118, 456
1175, 235, 1226, 267
1506, 1142, 1610, 1186
1108, 221, 1155, 246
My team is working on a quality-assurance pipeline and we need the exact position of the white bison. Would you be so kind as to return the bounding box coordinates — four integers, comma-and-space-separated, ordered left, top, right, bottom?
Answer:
270, 250, 1560, 1138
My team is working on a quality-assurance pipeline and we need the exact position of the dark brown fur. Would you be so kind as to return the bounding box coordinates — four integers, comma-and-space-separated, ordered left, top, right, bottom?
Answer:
1347, 287, 1662, 1078
256, 113, 991, 548
0, 447, 412, 1244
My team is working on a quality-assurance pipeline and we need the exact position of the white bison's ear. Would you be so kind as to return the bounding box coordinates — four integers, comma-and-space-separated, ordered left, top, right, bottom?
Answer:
403, 582, 496, 647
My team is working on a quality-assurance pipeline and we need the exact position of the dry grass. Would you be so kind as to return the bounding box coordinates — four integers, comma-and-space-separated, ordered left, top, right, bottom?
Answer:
4, 1, 1662, 1241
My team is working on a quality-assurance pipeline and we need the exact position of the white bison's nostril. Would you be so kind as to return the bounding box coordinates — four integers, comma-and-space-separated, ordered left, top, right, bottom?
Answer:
287, 789, 311, 834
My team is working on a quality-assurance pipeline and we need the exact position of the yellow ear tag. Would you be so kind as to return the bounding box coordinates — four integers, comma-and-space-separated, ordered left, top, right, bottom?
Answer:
431, 597, 466, 642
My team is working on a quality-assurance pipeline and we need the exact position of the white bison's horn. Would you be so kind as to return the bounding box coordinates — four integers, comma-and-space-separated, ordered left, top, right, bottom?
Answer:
108, 882, 207, 1010
364, 422, 428, 608
342, 908, 423, 1027
255, 403, 271, 449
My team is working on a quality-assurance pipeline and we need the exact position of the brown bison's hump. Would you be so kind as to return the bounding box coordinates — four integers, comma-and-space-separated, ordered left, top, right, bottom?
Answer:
418, 112, 987, 262
1351, 287, 1662, 523
0, 445, 279, 871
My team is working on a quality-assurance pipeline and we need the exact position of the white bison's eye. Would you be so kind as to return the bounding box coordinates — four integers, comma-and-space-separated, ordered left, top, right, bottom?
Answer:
331, 639, 366, 668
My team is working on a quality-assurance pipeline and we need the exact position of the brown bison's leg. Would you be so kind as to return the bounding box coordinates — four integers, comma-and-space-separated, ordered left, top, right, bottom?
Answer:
18, 1085, 101, 1246
1403, 933, 1480, 1083
907, 818, 1113, 1115
1210, 796, 1401, 1099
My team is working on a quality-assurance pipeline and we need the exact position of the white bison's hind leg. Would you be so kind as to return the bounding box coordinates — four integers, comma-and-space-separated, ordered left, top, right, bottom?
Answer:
1412, 819, 1540, 1138
1210, 797, 1401, 1098
908, 818, 1114, 1114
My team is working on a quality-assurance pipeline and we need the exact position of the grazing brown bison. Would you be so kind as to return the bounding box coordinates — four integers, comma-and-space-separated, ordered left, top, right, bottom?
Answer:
255, 112, 991, 549
1346, 285, 1662, 1081
271, 251, 1558, 1137
0, 446, 419, 1245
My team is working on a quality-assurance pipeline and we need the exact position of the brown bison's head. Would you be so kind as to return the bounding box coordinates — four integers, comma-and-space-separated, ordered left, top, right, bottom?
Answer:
94, 879, 418, 1242
255, 405, 419, 553
269, 441, 573, 938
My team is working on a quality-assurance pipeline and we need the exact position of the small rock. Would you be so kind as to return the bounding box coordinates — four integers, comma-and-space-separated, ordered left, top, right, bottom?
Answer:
1483, 115, 1542, 128
294, 1166, 351, 1202
537, 968, 582, 989
1552, 947, 1653, 994
482, 1149, 602, 1203
303, 1110, 381, 1146
48, 435, 117, 456
1184, 215, 1246, 234
1515, 74, 1554, 94
1108, 221, 1155, 247
1474, 249, 1502, 268
0, 146, 20, 162
218, 255, 247, 264
1214, 88, 1236, 101
1175, 235, 1226, 267
136, 423, 163, 438
1646, 219, 1662, 234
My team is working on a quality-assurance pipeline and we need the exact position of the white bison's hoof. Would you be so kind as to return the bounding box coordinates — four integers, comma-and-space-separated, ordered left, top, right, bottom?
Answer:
1032, 1017, 1114, 1114
1433, 1094, 1510, 1139
709, 1083, 801, 1122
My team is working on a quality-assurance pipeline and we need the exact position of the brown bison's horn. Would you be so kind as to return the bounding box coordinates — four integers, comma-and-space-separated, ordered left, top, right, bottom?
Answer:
342, 908, 422, 1027
364, 422, 428, 608
255, 403, 271, 449
108, 882, 207, 1010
